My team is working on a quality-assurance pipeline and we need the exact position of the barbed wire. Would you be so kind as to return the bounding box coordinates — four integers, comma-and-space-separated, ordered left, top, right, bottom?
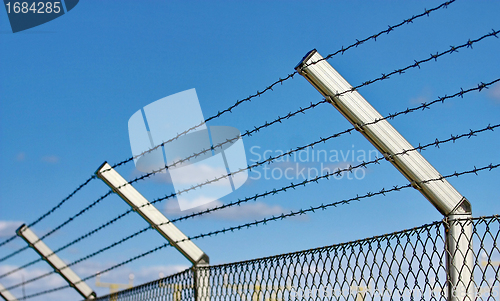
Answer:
182, 164, 499, 242
0, 208, 135, 280
4, 6, 494, 286
0, 190, 114, 267
125, 76, 500, 216
119, 28, 500, 198
300, 28, 499, 92
0, 0, 459, 256
74, 122, 500, 266
6, 122, 498, 291
0, 246, 29, 264
101, 0, 456, 175
0, 176, 95, 251
3, 67, 496, 289
3, 74, 495, 281
316, 1, 456, 62
14, 160, 498, 300
0, 1, 470, 265
104, 22, 500, 209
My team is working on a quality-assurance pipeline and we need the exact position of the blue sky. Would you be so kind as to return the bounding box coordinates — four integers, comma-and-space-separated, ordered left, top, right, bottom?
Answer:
1, 1, 499, 300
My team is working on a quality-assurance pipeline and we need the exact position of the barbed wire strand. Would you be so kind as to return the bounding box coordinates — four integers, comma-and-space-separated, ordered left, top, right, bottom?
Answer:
14, 160, 499, 300
2, 73, 495, 280
0, 2, 475, 262
0, 176, 95, 251
9, 28, 499, 262
6, 122, 498, 290
0, 0, 461, 253
117, 28, 500, 196
3, 24, 496, 280
0, 190, 113, 265
101, 0, 457, 174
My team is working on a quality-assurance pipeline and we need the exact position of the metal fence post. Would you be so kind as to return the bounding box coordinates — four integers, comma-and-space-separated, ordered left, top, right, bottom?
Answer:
295, 49, 474, 301
95, 162, 209, 266
95, 162, 210, 301
445, 213, 475, 301
0, 282, 18, 301
16, 225, 96, 300
193, 265, 210, 301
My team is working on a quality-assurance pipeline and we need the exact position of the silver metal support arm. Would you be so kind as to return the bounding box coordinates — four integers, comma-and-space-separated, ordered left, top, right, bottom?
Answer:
16, 225, 96, 300
296, 49, 473, 300
95, 162, 209, 266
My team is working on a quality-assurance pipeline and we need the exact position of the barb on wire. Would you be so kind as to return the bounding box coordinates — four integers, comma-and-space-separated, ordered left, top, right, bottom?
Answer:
7, 122, 498, 290
102, 0, 456, 175
14, 160, 498, 300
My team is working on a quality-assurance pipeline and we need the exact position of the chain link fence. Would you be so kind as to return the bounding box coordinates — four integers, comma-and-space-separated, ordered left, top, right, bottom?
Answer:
94, 215, 500, 301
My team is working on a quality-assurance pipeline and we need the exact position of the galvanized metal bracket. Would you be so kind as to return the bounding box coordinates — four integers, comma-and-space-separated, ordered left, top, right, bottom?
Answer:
95, 162, 209, 266
16, 225, 96, 300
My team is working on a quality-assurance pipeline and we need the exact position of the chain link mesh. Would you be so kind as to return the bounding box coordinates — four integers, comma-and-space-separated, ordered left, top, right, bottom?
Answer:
94, 215, 500, 301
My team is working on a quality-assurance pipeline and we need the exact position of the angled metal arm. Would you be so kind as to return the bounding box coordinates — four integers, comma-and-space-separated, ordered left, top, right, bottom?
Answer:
296, 49, 473, 301
0, 282, 18, 301
295, 49, 470, 216
16, 225, 96, 300
95, 162, 209, 266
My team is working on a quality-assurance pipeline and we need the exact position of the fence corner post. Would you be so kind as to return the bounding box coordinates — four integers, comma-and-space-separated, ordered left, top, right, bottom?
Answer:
193, 264, 210, 301
444, 198, 474, 301
295, 49, 475, 301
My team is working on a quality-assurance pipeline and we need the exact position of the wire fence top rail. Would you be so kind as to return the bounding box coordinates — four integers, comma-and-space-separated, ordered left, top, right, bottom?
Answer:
92, 214, 500, 301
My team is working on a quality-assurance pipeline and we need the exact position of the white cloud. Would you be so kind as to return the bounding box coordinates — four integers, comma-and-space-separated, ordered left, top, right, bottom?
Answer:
73, 261, 188, 295
164, 199, 304, 221
41, 155, 59, 164
409, 86, 433, 105
15, 152, 25, 162
488, 82, 500, 103
0, 264, 69, 301
0, 260, 190, 300
0, 221, 23, 237
409, 95, 430, 105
